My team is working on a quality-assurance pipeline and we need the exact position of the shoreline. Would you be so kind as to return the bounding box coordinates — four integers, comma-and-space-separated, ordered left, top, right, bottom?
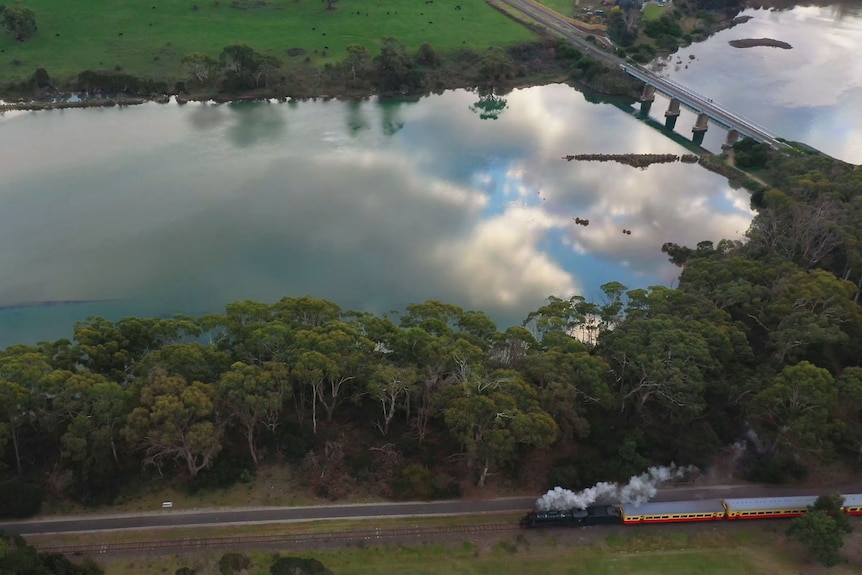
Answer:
0, 71, 631, 114
0, 0, 766, 113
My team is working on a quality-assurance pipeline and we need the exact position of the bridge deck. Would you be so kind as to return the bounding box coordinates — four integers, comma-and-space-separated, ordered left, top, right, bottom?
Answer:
621, 65, 789, 150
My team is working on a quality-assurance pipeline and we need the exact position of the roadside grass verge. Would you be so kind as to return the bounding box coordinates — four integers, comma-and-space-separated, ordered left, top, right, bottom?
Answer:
0, 0, 536, 83
96, 524, 862, 575
24, 513, 524, 547
40, 466, 383, 517
642, 3, 666, 21
535, 0, 576, 16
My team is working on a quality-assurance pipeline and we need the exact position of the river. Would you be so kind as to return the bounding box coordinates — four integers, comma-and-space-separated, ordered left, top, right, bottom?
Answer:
645, 3, 862, 164
1, 3, 858, 348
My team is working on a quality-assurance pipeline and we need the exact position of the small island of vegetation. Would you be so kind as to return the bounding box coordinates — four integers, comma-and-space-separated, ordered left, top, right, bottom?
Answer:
729, 37, 793, 48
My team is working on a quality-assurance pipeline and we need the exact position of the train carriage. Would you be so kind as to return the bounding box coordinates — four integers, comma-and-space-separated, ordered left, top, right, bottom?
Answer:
723, 496, 818, 520
620, 499, 725, 525
521, 492, 862, 529
841, 494, 862, 515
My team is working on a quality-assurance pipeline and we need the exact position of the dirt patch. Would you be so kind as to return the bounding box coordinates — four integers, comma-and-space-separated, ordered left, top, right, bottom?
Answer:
286, 48, 307, 57
729, 38, 792, 49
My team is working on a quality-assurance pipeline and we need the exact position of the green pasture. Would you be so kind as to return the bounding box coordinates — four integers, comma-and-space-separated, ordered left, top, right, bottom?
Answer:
0, 0, 536, 82
535, 0, 576, 17
100, 526, 861, 575
642, 3, 666, 21
104, 546, 786, 575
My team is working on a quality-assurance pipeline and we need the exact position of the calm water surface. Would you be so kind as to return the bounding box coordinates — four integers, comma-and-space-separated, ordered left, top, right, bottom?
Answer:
646, 4, 862, 164
0, 86, 752, 346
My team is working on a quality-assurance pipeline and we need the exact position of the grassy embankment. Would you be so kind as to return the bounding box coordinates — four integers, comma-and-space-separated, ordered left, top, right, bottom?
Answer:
25, 514, 524, 547
87, 522, 862, 575
535, 0, 575, 15
642, 3, 667, 21
0, 0, 535, 88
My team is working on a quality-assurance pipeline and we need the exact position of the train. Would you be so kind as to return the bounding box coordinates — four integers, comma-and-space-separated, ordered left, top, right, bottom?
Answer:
519, 493, 862, 528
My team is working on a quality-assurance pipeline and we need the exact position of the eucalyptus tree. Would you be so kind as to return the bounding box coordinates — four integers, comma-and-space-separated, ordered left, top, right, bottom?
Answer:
0, 379, 27, 475
393, 326, 483, 444
0, 346, 54, 475
136, 342, 232, 385
290, 322, 374, 433
521, 342, 612, 440
749, 361, 838, 456
488, 326, 536, 369
182, 52, 219, 85
367, 364, 418, 436
273, 296, 342, 329
217, 361, 285, 466
765, 269, 862, 366
49, 371, 130, 500
524, 284, 625, 347
73, 317, 199, 384
125, 368, 223, 477
440, 370, 558, 487
832, 367, 862, 464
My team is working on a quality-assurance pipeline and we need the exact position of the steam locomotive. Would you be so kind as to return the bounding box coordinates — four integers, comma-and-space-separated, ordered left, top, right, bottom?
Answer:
519, 494, 862, 528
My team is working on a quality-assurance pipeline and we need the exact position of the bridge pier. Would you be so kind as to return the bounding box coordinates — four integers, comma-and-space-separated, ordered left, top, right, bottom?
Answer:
723, 129, 740, 149
665, 98, 680, 118
640, 84, 656, 103
664, 115, 678, 130
692, 131, 705, 147
692, 113, 709, 133
639, 100, 652, 118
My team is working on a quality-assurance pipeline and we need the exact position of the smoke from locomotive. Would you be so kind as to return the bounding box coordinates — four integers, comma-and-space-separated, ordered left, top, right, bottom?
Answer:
535, 464, 696, 511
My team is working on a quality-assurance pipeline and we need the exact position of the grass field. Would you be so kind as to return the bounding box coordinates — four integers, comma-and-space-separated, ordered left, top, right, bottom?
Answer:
25, 513, 524, 547
95, 525, 862, 575
535, 0, 576, 16
642, 3, 667, 21
0, 0, 537, 82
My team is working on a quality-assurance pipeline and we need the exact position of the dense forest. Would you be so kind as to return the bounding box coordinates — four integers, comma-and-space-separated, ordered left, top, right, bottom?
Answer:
1, 141, 861, 516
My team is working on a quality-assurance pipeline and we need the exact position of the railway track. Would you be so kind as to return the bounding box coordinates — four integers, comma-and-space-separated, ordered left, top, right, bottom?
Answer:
34, 523, 519, 555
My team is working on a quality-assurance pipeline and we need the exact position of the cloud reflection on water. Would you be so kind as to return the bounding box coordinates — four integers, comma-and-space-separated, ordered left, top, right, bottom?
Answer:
648, 5, 862, 163
0, 85, 751, 345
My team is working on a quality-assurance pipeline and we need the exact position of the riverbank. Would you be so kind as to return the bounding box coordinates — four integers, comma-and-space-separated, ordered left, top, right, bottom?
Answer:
0, 39, 641, 113
0, 0, 770, 111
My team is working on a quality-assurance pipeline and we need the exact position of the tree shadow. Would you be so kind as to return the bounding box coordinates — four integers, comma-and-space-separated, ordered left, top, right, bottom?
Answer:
225, 101, 288, 148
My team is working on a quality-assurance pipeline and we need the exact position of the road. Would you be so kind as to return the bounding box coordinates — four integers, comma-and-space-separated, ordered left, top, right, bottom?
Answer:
495, 0, 621, 64
4, 481, 862, 535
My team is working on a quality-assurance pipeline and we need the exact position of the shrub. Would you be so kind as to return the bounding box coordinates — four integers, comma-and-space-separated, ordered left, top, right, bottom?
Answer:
0, 480, 43, 519
219, 552, 251, 574
392, 464, 435, 500
416, 43, 439, 67
741, 452, 808, 484
270, 557, 334, 575
33, 67, 51, 88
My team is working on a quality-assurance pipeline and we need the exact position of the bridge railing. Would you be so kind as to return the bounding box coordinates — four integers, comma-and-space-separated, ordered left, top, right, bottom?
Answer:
622, 65, 780, 141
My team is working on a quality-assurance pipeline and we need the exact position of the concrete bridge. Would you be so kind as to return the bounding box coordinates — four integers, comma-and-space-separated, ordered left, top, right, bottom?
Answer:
620, 64, 790, 150
493, 0, 790, 151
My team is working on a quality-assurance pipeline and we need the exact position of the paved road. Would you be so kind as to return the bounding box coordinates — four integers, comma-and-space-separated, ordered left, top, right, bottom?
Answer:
0, 497, 537, 535
4, 481, 862, 535
496, 0, 621, 64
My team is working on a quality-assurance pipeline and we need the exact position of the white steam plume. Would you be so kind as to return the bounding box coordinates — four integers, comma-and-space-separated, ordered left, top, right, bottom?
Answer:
535, 463, 697, 511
